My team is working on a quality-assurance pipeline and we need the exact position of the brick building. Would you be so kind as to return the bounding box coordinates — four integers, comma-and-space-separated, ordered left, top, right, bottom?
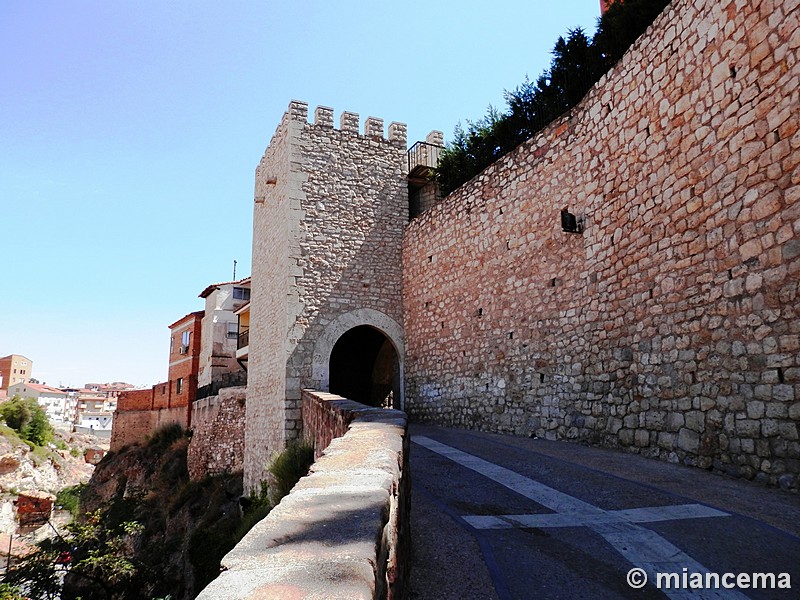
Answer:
166, 311, 203, 407
0, 354, 32, 391
111, 311, 203, 450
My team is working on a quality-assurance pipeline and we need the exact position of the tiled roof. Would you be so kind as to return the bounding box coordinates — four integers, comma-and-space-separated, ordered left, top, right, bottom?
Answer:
18, 383, 66, 396
198, 277, 251, 298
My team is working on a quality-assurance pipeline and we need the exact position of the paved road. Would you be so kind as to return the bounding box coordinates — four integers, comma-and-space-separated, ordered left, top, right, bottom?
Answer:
408, 424, 800, 600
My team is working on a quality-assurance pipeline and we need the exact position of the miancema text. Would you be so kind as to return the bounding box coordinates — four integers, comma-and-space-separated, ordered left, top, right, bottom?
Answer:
658, 570, 791, 590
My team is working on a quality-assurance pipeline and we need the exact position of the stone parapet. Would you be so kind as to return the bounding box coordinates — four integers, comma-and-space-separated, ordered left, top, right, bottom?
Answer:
198, 390, 410, 599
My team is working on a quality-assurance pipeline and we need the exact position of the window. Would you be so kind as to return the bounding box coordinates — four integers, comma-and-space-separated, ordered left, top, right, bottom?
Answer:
233, 287, 250, 301
226, 322, 238, 339
181, 331, 190, 353
170, 335, 174, 354
176, 378, 183, 394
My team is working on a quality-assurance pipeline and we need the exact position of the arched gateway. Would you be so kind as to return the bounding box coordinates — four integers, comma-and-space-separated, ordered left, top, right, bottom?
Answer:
311, 309, 405, 409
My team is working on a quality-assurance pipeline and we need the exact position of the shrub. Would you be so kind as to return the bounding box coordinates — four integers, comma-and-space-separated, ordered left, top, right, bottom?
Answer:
145, 423, 187, 449
0, 396, 54, 446
56, 483, 87, 516
268, 439, 315, 503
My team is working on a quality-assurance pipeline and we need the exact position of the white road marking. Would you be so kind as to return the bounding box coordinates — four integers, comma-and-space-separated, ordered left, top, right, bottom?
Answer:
414, 436, 747, 600
465, 503, 728, 529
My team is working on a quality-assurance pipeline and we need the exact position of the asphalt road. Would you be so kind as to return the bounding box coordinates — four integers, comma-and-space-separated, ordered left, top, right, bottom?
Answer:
408, 424, 800, 600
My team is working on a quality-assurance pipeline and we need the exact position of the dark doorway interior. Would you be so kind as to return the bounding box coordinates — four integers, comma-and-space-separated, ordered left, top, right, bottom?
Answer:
329, 325, 399, 408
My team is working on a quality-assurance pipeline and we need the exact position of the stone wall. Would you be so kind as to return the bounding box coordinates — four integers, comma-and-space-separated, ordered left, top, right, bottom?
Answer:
112, 382, 193, 451
302, 389, 360, 457
245, 101, 409, 491
109, 406, 189, 452
187, 386, 246, 479
197, 390, 410, 599
403, 0, 799, 487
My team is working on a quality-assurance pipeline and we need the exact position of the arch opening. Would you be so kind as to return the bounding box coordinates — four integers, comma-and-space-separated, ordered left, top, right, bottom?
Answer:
328, 325, 400, 408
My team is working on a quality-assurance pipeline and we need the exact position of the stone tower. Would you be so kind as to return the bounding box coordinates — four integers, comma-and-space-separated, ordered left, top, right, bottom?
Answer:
245, 100, 409, 490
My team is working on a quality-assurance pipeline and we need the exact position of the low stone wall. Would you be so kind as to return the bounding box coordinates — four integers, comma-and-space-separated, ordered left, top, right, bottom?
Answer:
109, 406, 189, 452
302, 388, 360, 457
187, 386, 246, 480
197, 389, 410, 599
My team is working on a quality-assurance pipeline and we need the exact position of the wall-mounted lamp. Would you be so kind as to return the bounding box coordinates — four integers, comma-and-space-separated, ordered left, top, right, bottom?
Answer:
561, 208, 584, 234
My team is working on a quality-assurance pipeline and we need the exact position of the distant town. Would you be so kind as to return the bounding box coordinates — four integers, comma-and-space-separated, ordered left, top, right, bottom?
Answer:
1, 275, 251, 446
0, 357, 132, 438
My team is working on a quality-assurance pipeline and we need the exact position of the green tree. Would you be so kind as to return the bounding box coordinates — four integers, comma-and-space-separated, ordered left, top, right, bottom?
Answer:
436, 0, 671, 196
23, 406, 54, 446
0, 396, 33, 431
0, 396, 54, 446
4, 511, 143, 600
0, 583, 26, 600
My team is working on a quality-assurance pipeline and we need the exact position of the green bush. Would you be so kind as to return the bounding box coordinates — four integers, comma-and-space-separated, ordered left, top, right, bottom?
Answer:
0, 583, 25, 600
0, 396, 54, 447
268, 439, 315, 503
56, 483, 87, 516
145, 423, 187, 449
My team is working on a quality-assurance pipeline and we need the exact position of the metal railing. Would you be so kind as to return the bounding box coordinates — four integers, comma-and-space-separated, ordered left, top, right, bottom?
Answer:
407, 141, 442, 175
237, 328, 250, 349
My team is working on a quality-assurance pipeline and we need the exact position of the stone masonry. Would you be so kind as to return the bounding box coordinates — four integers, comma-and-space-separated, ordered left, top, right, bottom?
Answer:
245, 102, 408, 490
187, 386, 246, 480
403, 0, 799, 487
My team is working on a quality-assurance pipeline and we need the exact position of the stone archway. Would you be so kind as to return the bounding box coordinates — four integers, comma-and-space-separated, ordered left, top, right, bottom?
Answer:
329, 325, 399, 408
311, 309, 404, 409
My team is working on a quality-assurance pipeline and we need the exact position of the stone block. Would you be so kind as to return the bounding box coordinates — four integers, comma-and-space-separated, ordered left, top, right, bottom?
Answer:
677, 428, 700, 453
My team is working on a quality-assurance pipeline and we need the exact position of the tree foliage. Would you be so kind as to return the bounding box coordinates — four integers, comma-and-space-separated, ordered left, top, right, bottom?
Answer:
0, 396, 54, 446
436, 0, 671, 196
4, 511, 143, 600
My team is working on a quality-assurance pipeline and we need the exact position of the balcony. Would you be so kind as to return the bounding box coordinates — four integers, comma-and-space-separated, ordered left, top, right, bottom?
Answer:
407, 141, 441, 182
236, 328, 249, 367
237, 328, 249, 350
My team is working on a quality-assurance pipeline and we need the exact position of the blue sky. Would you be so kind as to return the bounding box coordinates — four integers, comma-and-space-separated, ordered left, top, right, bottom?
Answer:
1, 1, 601, 388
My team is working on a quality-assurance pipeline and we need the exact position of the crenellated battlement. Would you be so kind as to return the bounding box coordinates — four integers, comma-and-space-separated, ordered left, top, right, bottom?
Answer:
284, 99, 407, 146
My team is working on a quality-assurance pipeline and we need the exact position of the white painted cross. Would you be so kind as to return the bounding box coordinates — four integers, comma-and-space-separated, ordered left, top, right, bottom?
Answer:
414, 436, 748, 600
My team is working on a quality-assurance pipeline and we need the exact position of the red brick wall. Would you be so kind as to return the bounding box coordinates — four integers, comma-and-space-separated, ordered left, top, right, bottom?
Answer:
16, 494, 53, 526
117, 388, 155, 411
110, 407, 189, 452
166, 313, 203, 408
403, 0, 799, 487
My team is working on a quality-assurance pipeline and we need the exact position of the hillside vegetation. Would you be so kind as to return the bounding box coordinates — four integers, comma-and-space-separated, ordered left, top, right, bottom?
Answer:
5, 425, 313, 600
